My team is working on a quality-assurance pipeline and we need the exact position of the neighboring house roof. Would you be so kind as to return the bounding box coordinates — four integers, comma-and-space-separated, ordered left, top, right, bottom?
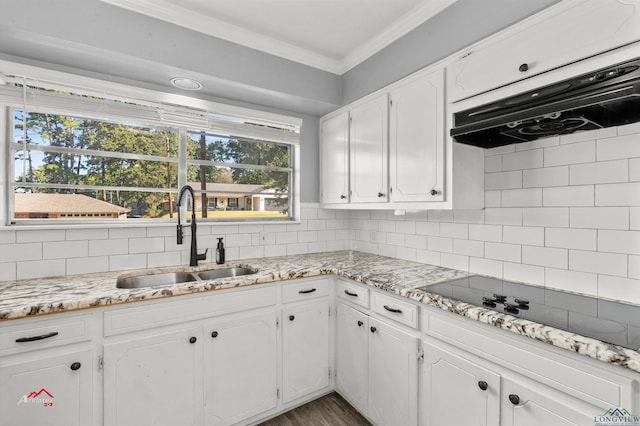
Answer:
186, 182, 266, 195
14, 193, 130, 214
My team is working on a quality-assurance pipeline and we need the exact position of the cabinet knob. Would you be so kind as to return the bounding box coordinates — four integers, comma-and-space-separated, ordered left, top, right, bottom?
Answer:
478, 381, 488, 391
508, 394, 520, 405
289, 315, 295, 321
518, 63, 529, 72
340, 194, 347, 200
430, 189, 439, 196
370, 326, 377, 333
377, 192, 385, 198
357, 320, 363, 327
70, 362, 81, 371
189, 336, 197, 344
211, 331, 219, 338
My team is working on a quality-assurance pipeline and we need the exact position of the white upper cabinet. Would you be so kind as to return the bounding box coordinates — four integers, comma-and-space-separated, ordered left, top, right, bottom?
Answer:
448, 0, 640, 101
349, 93, 389, 203
320, 111, 350, 204
389, 68, 444, 202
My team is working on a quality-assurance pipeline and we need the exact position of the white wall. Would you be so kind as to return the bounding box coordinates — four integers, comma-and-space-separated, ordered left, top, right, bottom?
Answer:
350, 123, 640, 304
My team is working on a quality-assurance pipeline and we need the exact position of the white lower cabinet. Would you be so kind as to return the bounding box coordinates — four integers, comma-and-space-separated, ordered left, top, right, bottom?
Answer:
103, 327, 204, 426
204, 311, 277, 426
421, 341, 499, 426
336, 301, 418, 426
0, 348, 93, 426
281, 299, 330, 404
502, 375, 602, 426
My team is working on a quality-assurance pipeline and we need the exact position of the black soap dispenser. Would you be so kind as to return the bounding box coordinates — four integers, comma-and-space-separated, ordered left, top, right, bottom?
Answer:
215, 237, 225, 264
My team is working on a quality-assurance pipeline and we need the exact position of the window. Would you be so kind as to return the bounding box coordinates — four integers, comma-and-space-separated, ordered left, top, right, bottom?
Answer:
1, 68, 300, 225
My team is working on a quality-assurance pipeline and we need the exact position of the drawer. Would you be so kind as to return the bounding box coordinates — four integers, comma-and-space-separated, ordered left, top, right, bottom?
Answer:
336, 279, 369, 308
371, 291, 418, 329
0, 313, 92, 356
281, 277, 330, 304
104, 285, 277, 336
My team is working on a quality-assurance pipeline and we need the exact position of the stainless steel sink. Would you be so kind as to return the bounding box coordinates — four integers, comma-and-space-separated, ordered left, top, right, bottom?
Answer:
195, 267, 257, 281
116, 267, 258, 288
116, 272, 198, 289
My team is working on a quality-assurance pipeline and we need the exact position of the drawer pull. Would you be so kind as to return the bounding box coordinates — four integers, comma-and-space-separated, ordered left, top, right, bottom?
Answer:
383, 305, 402, 314
70, 362, 81, 371
15, 331, 59, 343
478, 381, 488, 391
298, 288, 316, 294
344, 290, 358, 297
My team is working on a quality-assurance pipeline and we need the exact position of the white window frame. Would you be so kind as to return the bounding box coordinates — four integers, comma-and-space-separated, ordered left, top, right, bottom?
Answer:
0, 60, 301, 228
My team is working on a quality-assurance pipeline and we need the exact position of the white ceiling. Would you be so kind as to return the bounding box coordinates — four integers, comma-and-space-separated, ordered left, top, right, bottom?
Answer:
101, 0, 458, 74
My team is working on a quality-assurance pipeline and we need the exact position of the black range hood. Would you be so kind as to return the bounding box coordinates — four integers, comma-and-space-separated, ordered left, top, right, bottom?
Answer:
451, 57, 640, 148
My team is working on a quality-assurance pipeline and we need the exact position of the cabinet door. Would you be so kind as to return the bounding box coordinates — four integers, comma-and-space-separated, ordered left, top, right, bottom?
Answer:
502, 376, 602, 426
368, 317, 418, 426
449, 0, 640, 101
320, 112, 350, 204
282, 299, 330, 403
0, 349, 92, 426
350, 94, 389, 203
205, 311, 277, 426
103, 328, 203, 426
421, 342, 500, 426
389, 68, 444, 202
335, 303, 369, 416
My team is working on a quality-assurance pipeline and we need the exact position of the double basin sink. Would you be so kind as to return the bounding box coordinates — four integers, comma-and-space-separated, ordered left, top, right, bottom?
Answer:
116, 267, 257, 289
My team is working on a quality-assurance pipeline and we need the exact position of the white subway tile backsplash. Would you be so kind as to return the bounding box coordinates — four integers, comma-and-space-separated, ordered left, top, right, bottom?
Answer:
570, 207, 629, 230
275, 232, 297, 245
485, 242, 521, 263
522, 246, 567, 269
485, 208, 522, 226
416, 249, 440, 265
469, 257, 503, 278
395, 221, 416, 235
503, 226, 544, 246
596, 182, 640, 206
65, 228, 109, 241
396, 246, 417, 262
502, 149, 543, 171
469, 224, 502, 242
629, 255, 640, 279
415, 221, 439, 236
43, 241, 88, 260
485, 191, 501, 207
441, 253, 469, 271
405, 234, 427, 250
453, 210, 485, 224
522, 208, 569, 227
378, 245, 396, 258
307, 219, 328, 231
598, 275, 640, 305
110, 227, 146, 239
427, 236, 453, 253
542, 186, 594, 207
501, 188, 542, 207
239, 245, 264, 259
0, 263, 16, 281
598, 230, 640, 256
146, 251, 181, 268
387, 233, 405, 247
17, 229, 65, 243
428, 210, 454, 223
485, 171, 522, 190
560, 127, 616, 144
67, 256, 110, 275
597, 133, 640, 161
514, 137, 559, 151
485, 154, 502, 172
439, 223, 468, 239
545, 268, 598, 296
129, 237, 164, 254
0, 243, 42, 262
544, 141, 595, 167
0, 231, 16, 244
632, 208, 640, 230
17, 259, 65, 280
631, 158, 640, 182
545, 228, 596, 251
453, 239, 484, 257
570, 160, 629, 185
618, 121, 640, 136
89, 239, 128, 257
109, 254, 147, 271
523, 166, 568, 188
503, 262, 544, 286
485, 144, 515, 156
569, 250, 627, 277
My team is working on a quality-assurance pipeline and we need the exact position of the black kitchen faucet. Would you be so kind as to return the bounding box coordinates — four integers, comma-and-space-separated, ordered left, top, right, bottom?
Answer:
176, 185, 208, 266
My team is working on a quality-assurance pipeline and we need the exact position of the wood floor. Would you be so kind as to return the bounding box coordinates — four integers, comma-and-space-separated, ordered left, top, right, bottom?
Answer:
258, 393, 371, 426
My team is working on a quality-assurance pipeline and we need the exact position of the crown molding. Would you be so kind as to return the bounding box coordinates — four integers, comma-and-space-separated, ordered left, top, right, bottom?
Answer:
101, 0, 457, 75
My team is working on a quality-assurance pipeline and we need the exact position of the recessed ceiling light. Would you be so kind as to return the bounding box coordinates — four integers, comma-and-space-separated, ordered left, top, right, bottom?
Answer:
170, 77, 203, 91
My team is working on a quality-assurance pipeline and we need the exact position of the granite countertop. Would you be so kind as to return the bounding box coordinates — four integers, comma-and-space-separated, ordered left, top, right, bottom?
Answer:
1, 250, 639, 374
